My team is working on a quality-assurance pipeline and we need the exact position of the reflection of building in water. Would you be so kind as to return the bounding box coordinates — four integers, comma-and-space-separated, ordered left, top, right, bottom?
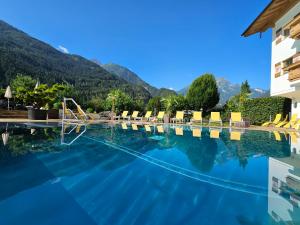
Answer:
268, 154, 300, 224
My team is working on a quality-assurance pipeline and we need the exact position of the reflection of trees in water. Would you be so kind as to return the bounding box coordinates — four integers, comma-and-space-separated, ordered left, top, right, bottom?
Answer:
0, 125, 62, 161
220, 130, 291, 168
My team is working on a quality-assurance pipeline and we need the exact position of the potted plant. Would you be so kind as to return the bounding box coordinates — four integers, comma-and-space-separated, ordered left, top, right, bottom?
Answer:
47, 102, 60, 119
26, 84, 66, 120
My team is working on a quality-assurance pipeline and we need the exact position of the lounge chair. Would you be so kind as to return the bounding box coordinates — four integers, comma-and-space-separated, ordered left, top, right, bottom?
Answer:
261, 114, 282, 127
230, 112, 242, 127
288, 131, 298, 144
153, 111, 165, 123
283, 114, 298, 128
292, 119, 300, 129
275, 115, 289, 128
175, 127, 183, 136
113, 111, 129, 120
130, 111, 139, 120
171, 111, 184, 123
136, 111, 152, 121
190, 111, 202, 124
273, 131, 282, 141
209, 112, 222, 126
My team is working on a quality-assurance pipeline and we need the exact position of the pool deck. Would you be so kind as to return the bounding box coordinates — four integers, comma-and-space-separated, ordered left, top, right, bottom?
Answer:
0, 118, 298, 133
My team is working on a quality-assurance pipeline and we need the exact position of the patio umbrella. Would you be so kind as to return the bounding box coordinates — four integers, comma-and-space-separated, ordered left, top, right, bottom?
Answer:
4, 85, 12, 110
35, 80, 40, 89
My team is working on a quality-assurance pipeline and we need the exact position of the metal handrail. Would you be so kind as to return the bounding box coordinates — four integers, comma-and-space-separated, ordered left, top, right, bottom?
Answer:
62, 97, 88, 121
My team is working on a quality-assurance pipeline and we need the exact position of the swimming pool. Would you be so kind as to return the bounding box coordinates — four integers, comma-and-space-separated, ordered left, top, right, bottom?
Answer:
0, 122, 299, 225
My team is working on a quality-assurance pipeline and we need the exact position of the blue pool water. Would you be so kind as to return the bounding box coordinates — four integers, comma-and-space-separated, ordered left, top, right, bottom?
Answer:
0, 122, 299, 225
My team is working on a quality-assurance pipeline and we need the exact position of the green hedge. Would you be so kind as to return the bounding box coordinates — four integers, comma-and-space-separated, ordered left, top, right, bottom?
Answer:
242, 97, 291, 125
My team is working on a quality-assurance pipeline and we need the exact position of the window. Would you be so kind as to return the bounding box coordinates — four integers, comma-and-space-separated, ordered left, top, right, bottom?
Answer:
284, 28, 290, 37
283, 57, 293, 68
275, 63, 281, 77
275, 28, 282, 44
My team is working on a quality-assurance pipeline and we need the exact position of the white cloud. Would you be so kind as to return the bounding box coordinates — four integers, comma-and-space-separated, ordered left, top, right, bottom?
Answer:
169, 87, 174, 90
58, 45, 69, 54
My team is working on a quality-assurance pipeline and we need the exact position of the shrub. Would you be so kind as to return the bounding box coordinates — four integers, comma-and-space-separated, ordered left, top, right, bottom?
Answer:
88, 97, 105, 113
186, 74, 219, 112
161, 95, 188, 116
242, 97, 291, 125
106, 89, 134, 114
86, 108, 94, 113
147, 96, 163, 113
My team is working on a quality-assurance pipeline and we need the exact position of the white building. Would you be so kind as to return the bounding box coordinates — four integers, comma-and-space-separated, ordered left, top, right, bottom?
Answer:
244, 2, 300, 223
243, 0, 300, 115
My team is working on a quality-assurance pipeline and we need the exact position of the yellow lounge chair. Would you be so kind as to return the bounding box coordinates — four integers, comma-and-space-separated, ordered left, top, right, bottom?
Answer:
153, 111, 165, 123
113, 111, 129, 120
230, 112, 242, 127
273, 131, 282, 141
292, 119, 300, 129
283, 114, 298, 128
289, 132, 298, 144
171, 111, 184, 123
275, 115, 289, 128
137, 111, 152, 121
175, 127, 183, 136
129, 111, 139, 120
262, 114, 281, 127
209, 112, 222, 126
190, 111, 202, 124
192, 128, 202, 137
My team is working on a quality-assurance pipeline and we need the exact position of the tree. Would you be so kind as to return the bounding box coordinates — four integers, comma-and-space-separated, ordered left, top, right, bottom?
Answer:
10, 75, 36, 105
241, 80, 251, 95
106, 89, 134, 114
147, 96, 163, 114
186, 74, 219, 112
224, 80, 252, 115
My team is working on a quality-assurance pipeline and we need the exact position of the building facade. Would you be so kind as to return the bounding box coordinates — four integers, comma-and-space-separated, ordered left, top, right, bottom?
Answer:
243, 0, 300, 115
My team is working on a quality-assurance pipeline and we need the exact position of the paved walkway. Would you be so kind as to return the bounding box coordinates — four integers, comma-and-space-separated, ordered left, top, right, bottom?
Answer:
0, 118, 298, 133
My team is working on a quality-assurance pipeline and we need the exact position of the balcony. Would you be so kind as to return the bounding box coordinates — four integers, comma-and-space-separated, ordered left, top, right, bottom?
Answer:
285, 61, 300, 81
289, 14, 300, 39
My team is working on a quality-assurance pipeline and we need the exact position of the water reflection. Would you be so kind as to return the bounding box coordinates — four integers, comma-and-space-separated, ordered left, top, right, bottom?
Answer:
0, 122, 299, 224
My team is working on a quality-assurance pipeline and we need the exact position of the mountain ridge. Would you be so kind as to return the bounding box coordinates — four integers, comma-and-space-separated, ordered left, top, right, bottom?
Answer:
101, 63, 177, 97
0, 20, 151, 104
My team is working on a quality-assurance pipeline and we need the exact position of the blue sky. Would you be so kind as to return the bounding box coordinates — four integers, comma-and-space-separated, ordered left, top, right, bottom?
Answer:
0, 0, 272, 90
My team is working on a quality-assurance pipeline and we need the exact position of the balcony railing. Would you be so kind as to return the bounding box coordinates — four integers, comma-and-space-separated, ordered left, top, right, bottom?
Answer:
285, 61, 300, 81
289, 14, 300, 39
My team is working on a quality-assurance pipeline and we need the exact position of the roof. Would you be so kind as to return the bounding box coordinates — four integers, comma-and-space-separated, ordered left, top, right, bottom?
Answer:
242, 0, 300, 37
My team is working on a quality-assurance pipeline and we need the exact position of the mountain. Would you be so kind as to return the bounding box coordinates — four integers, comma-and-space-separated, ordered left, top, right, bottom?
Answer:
178, 77, 269, 105
102, 63, 177, 97
0, 20, 151, 105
